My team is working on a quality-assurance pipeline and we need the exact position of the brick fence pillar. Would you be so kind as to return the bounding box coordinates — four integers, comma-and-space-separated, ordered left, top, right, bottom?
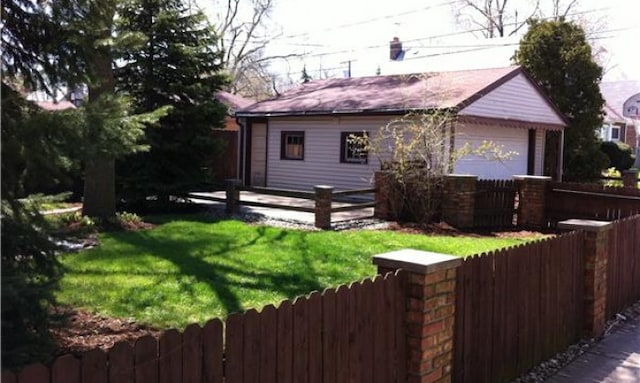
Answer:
225, 178, 242, 214
622, 169, 639, 188
558, 219, 613, 338
374, 171, 395, 220
514, 175, 551, 229
314, 185, 333, 230
373, 249, 462, 383
442, 174, 477, 229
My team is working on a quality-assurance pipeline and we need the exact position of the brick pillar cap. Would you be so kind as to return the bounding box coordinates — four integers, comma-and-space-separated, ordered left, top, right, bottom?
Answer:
558, 219, 613, 232
373, 249, 461, 274
314, 185, 334, 191
512, 175, 552, 181
445, 174, 478, 179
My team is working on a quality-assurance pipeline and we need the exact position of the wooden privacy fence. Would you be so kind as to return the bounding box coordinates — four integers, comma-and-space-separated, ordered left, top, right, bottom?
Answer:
3, 273, 406, 383
473, 179, 518, 228
454, 232, 585, 383
546, 182, 640, 225
606, 214, 640, 318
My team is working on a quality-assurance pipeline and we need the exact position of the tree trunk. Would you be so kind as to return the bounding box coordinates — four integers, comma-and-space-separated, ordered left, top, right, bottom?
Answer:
82, 0, 116, 218
82, 158, 116, 218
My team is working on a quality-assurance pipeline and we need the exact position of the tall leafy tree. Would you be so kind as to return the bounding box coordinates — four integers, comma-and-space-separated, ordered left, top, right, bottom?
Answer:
115, 0, 227, 207
514, 19, 608, 181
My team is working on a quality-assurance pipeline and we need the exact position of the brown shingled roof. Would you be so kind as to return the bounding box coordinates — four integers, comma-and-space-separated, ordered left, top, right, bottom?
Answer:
238, 66, 522, 116
214, 91, 255, 114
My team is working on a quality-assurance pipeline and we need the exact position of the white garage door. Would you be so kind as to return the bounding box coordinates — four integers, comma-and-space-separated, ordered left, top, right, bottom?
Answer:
453, 125, 528, 180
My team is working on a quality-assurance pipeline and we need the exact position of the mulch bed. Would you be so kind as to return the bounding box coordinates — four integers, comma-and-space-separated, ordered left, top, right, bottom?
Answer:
386, 221, 556, 239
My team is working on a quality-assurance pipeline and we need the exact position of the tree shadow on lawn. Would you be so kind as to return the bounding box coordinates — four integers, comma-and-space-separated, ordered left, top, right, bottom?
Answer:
109, 225, 324, 318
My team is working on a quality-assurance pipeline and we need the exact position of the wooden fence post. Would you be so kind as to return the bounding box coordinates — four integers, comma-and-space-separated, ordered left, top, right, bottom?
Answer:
622, 169, 639, 188
374, 171, 394, 220
514, 175, 551, 229
225, 178, 242, 214
373, 249, 462, 383
314, 185, 333, 229
442, 174, 477, 229
558, 219, 612, 338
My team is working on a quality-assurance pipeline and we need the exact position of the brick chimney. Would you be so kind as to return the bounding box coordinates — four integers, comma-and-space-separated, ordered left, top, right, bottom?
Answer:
390, 37, 403, 60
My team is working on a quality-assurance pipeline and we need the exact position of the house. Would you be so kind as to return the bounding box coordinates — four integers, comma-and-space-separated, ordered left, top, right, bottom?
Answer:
599, 80, 639, 150
235, 66, 567, 191
214, 91, 255, 131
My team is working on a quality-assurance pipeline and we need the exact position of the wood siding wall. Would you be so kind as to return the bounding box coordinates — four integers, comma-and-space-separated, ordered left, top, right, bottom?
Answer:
454, 232, 585, 383
265, 117, 388, 191
459, 73, 565, 126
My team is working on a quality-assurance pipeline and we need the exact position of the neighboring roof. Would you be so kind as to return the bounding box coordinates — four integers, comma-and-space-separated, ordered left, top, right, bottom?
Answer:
237, 66, 556, 119
35, 100, 76, 111
214, 91, 255, 115
600, 80, 640, 122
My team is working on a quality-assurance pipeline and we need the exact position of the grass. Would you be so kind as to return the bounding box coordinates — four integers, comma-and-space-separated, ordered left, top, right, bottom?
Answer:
57, 214, 530, 329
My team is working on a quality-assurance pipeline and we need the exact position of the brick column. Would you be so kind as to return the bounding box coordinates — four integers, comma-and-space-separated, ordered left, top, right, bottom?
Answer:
514, 175, 551, 229
558, 219, 612, 338
622, 169, 639, 188
442, 174, 477, 229
225, 178, 242, 214
374, 171, 394, 220
373, 249, 462, 383
314, 185, 333, 230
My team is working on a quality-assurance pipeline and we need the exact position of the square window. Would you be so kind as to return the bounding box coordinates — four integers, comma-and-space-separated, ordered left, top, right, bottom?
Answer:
340, 132, 368, 164
611, 126, 620, 140
281, 131, 304, 160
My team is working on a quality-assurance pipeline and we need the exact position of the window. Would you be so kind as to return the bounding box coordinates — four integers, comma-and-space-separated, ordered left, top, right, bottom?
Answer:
281, 131, 304, 160
340, 132, 368, 164
611, 126, 621, 141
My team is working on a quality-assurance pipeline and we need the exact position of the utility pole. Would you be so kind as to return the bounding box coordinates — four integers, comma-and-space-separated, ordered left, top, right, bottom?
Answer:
340, 59, 357, 78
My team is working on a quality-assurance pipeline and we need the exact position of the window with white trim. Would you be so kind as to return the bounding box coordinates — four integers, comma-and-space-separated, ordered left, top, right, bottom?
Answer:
611, 125, 621, 141
281, 131, 304, 160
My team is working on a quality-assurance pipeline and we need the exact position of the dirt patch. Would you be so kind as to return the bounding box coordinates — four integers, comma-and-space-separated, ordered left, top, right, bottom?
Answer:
50, 307, 160, 356
386, 221, 556, 239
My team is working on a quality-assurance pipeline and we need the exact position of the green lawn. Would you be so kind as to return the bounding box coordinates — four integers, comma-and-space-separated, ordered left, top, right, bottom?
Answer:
58, 215, 528, 329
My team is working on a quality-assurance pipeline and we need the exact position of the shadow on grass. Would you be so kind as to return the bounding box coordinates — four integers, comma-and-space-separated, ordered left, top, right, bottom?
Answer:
107, 222, 324, 317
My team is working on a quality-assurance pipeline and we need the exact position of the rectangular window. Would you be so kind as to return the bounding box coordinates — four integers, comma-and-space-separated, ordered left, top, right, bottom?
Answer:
281, 131, 304, 160
611, 126, 620, 141
340, 132, 368, 164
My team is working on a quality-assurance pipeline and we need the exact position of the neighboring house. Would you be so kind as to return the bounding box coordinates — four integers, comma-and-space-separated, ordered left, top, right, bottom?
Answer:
599, 81, 640, 149
214, 91, 255, 131
35, 100, 76, 111
236, 66, 567, 191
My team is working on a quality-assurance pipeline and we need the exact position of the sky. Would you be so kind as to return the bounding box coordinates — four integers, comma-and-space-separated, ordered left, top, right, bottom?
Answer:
201, 0, 640, 86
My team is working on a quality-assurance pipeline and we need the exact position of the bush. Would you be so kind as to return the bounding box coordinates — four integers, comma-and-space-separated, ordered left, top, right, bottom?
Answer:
601, 141, 635, 171
1, 201, 61, 369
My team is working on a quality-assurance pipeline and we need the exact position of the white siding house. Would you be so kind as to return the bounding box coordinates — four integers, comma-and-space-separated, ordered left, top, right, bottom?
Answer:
237, 66, 566, 191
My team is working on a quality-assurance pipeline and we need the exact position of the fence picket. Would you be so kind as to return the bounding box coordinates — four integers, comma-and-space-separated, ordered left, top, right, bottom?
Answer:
225, 313, 244, 383
81, 349, 107, 383
307, 292, 323, 383
159, 329, 182, 383
52, 354, 80, 383
135, 335, 159, 383
335, 285, 350, 383
108, 341, 134, 383
183, 324, 203, 383
276, 300, 293, 383
202, 319, 223, 383
372, 276, 389, 383
18, 363, 49, 383
321, 289, 337, 383
243, 309, 260, 383
292, 296, 310, 383
259, 305, 277, 383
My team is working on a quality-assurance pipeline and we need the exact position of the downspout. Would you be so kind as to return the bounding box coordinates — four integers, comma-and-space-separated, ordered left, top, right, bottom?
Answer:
236, 116, 247, 185
557, 128, 565, 181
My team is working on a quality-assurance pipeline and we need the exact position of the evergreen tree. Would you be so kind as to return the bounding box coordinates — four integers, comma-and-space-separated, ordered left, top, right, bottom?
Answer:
301, 65, 312, 83
514, 19, 608, 181
115, 0, 228, 207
